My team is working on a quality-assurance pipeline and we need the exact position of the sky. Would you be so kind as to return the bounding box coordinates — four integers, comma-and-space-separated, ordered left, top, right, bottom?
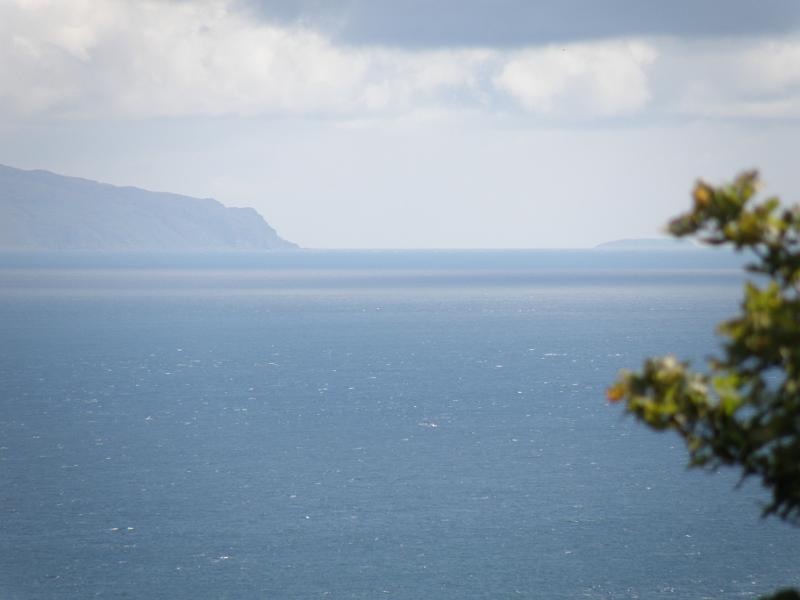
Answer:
1, 0, 799, 248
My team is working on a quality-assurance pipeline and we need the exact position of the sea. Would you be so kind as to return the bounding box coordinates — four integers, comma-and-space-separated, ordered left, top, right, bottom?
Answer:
1, 250, 798, 600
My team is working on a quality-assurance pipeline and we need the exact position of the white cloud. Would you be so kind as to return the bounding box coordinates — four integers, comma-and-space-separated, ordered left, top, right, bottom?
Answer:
1, 0, 799, 122
669, 37, 800, 119
493, 40, 658, 116
0, 0, 493, 118
0, 0, 659, 120
741, 40, 800, 93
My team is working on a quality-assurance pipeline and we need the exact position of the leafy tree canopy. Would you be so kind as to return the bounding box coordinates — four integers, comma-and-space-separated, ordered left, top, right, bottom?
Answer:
608, 171, 800, 522
607, 172, 800, 599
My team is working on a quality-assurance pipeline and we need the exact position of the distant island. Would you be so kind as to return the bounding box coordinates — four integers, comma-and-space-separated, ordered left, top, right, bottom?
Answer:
0, 164, 297, 251
594, 238, 698, 250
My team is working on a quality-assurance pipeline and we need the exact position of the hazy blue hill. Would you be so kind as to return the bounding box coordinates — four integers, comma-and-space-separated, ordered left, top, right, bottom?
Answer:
0, 164, 297, 250
595, 238, 697, 250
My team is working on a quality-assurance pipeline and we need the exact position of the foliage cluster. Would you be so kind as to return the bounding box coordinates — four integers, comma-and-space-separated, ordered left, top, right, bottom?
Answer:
606, 172, 800, 600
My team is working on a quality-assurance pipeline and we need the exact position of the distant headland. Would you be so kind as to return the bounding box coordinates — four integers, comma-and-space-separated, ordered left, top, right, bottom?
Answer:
594, 238, 698, 250
0, 164, 297, 251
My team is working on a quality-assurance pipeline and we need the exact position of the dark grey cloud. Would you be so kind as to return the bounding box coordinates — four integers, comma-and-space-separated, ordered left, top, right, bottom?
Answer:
236, 0, 800, 47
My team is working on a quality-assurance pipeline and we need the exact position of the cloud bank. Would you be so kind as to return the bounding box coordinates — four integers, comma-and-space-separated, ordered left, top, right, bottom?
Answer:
494, 41, 657, 117
1, 0, 799, 121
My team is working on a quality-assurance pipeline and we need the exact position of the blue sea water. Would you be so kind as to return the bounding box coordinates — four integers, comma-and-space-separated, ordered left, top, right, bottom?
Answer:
1, 250, 798, 599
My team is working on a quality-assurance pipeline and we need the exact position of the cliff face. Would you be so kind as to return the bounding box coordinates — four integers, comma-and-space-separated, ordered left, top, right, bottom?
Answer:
0, 164, 298, 250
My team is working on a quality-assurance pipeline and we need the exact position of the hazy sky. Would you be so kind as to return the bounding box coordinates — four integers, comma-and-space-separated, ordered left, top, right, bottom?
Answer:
1, 0, 799, 248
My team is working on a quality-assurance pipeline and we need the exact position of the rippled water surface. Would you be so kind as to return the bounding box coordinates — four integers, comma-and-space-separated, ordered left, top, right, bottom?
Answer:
1, 251, 797, 599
